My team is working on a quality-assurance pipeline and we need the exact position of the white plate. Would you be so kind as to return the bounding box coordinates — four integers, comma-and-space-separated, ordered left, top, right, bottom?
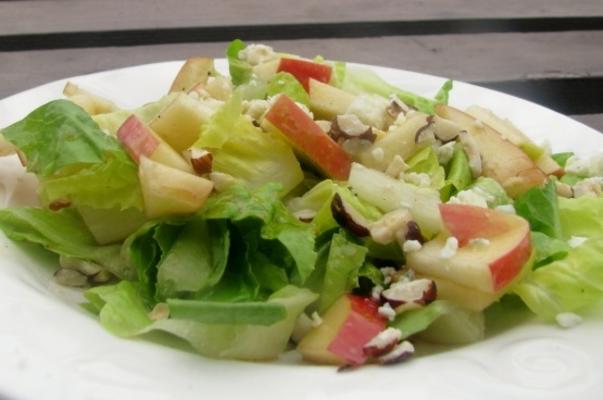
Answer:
1, 60, 603, 400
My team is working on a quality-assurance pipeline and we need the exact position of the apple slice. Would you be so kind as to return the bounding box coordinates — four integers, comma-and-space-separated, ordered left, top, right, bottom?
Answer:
169, 57, 214, 93
416, 273, 501, 311
63, 82, 118, 115
407, 204, 531, 293
117, 115, 193, 173
138, 156, 213, 218
435, 104, 545, 197
297, 295, 386, 365
252, 58, 280, 81
308, 78, 356, 120
264, 95, 351, 180
277, 58, 332, 91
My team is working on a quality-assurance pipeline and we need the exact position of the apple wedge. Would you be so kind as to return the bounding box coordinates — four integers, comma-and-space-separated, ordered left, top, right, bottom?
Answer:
277, 58, 332, 91
63, 82, 118, 115
466, 105, 562, 176
297, 295, 386, 365
435, 104, 545, 197
407, 204, 531, 293
308, 78, 356, 120
169, 57, 214, 93
264, 95, 351, 180
416, 273, 501, 311
117, 115, 193, 173
138, 156, 213, 218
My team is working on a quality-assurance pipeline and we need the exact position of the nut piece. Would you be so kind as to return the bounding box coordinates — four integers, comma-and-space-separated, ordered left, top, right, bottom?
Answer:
381, 278, 437, 311
149, 303, 170, 321
378, 340, 415, 365
331, 193, 371, 237
414, 115, 436, 144
329, 114, 376, 143
293, 209, 316, 223
432, 115, 462, 142
49, 198, 71, 211
363, 327, 402, 358
369, 209, 419, 245
188, 148, 213, 175
54, 268, 89, 288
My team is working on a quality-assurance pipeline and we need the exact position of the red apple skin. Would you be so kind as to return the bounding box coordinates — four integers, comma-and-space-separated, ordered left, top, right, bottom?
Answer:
277, 58, 332, 91
117, 115, 160, 162
264, 95, 351, 180
327, 295, 386, 365
439, 203, 511, 246
490, 233, 531, 291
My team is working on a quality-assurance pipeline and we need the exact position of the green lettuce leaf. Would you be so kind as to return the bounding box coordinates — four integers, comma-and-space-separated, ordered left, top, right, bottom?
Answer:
267, 72, 310, 106
0, 207, 132, 279
194, 94, 303, 196
2, 100, 142, 210
407, 146, 446, 189
167, 299, 286, 325
441, 144, 473, 200
514, 180, 561, 238
390, 300, 452, 339
531, 231, 570, 269
551, 152, 574, 168
470, 177, 512, 208
226, 39, 253, 86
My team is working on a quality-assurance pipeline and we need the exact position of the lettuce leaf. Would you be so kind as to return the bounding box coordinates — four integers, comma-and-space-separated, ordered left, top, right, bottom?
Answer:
514, 180, 561, 238
267, 72, 310, 106
2, 100, 142, 210
531, 231, 570, 269
0, 207, 133, 279
407, 146, 446, 189
194, 94, 303, 196
167, 299, 286, 325
85, 281, 317, 360
441, 144, 473, 200
226, 39, 253, 86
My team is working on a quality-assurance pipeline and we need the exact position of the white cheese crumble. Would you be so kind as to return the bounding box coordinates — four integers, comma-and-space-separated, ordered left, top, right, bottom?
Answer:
243, 99, 270, 121
448, 188, 490, 208
440, 237, 459, 259
385, 155, 409, 178
402, 172, 431, 188
572, 177, 603, 198
238, 44, 277, 65
336, 114, 370, 136
365, 327, 401, 350
378, 302, 397, 321
469, 238, 490, 247
378, 340, 415, 363
568, 236, 588, 248
436, 141, 456, 165
310, 311, 323, 328
565, 155, 589, 176
371, 284, 384, 301
402, 239, 422, 253
555, 312, 582, 329
315, 120, 332, 133
495, 204, 516, 215
381, 267, 397, 285
371, 147, 385, 163
346, 94, 390, 130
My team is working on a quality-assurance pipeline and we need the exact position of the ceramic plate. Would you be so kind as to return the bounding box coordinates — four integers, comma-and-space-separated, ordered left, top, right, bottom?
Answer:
1, 60, 602, 400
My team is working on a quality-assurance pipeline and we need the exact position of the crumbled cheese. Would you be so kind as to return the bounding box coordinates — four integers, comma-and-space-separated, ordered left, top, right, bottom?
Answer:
448, 188, 490, 208
371, 147, 385, 163
238, 44, 277, 65
310, 311, 323, 328
440, 237, 458, 259
402, 240, 422, 253
315, 120, 332, 133
495, 204, 516, 215
469, 238, 490, 248
385, 155, 409, 178
371, 285, 384, 301
378, 340, 415, 364
436, 141, 456, 165
572, 177, 603, 198
378, 302, 397, 321
381, 267, 397, 285
568, 236, 588, 248
346, 94, 390, 130
555, 312, 582, 329
243, 99, 270, 121
365, 327, 402, 349
402, 172, 431, 188
565, 155, 589, 176
336, 114, 370, 136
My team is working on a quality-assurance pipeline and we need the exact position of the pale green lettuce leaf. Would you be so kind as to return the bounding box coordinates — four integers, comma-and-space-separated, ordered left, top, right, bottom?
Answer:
515, 180, 561, 238
266, 72, 310, 106
226, 39, 253, 86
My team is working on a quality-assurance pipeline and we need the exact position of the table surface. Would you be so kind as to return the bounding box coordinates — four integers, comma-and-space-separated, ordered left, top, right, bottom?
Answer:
1, 0, 602, 132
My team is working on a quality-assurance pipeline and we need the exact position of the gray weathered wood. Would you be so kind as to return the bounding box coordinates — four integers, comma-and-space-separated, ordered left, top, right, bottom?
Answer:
1, 0, 602, 35
2, 31, 602, 99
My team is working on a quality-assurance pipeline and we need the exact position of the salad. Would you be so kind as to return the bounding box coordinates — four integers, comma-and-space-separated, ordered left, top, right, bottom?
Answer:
0, 39, 602, 368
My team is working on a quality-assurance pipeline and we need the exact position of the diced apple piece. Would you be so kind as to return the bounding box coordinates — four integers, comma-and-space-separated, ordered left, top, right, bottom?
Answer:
252, 58, 280, 81
407, 204, 531, 293
297, 295, 386, 365
466, 105, 562, 176
277, 58, 332, 91
435, 105, 545, 197
264, 95, 351, 180
416, 273, 501, 311
77, 205, 145, 245
117, 115, 193, 173
169, 57, 214, 93
308, 78, 356, 120
149, 93, 219, 152
138, 156, 213, 218
63, 82, 118, 115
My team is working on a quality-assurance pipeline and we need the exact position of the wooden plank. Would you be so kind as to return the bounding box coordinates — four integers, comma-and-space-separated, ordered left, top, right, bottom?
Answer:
1, 0, 602, 35
2, 31, 602, 99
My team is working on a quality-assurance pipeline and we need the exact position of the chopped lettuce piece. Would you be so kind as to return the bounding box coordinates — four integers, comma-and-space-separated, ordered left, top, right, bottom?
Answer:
441, 144, 473, 200
194, 94, 303, 196
226, 39, 253, 86
531, 231, 570, 269
514, 180, 561, 239
167, 299, 286, 325
407, 146, 446, 189
267, 72, 310, 106
470, 177, 512, 208
2, 100, 142, 211
390, 300, 452, 339
551, 152, 574, 168
0, 207, 132, 279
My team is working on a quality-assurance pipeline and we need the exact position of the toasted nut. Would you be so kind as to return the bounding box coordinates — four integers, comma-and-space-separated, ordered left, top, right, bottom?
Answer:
381, 278, 437, 311
369, 209, 414, 245
331, 193, 371, 237
363, 327, 402, 358
414, 115, 435, 144
432, 115, 462, 142
48, 198, 71, 211
378, 340, 415, 365
59, 255, 103, 276
149, 303, 170, 321
293, 209, 316, 223
90, 270, 114, 284
188, 148, 213, 175
329, 115, 376, 143
54, 268, 88, 288
555, 181, 573, 198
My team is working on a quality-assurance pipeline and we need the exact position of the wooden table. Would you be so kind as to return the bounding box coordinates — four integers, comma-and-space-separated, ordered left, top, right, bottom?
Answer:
1, 0, 602, 131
